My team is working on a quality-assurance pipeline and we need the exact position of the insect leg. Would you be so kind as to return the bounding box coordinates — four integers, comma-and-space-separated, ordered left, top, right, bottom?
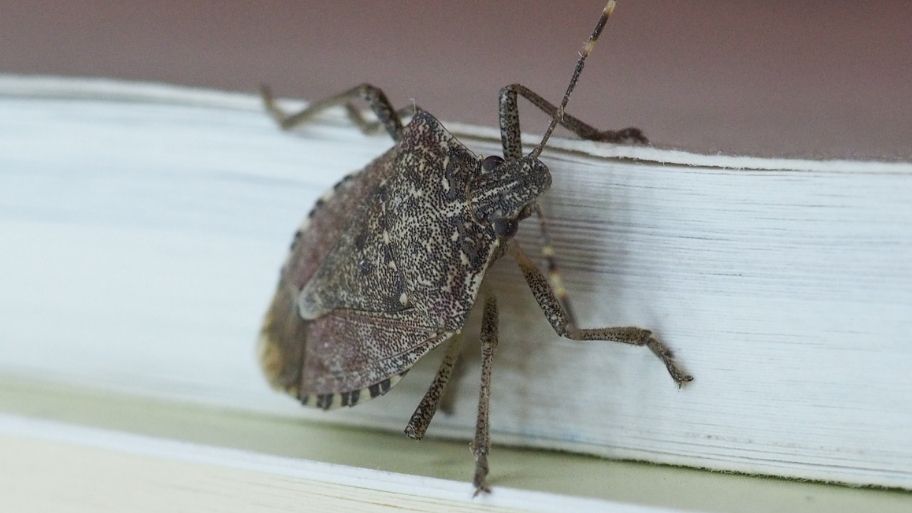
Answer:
438, 345, 466, 415
344, 103, 416, 135
531, 204, 578, 328
472, 295, 499, 496
498, 83, 647, 159
260, 83, 407, 141
404, 333, 464, 440
510, 242, 694, 387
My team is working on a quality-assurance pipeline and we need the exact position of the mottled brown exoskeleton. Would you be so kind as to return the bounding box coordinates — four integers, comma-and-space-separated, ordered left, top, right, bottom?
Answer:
258, 1, 692, 495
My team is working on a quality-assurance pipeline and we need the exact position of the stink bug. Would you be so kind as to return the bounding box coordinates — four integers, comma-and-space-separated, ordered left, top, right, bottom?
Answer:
257, 1, 692, 494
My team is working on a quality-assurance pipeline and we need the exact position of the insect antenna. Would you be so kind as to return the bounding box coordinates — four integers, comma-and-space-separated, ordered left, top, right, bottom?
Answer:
527, 1, 618, 321
529, 0, 618, 159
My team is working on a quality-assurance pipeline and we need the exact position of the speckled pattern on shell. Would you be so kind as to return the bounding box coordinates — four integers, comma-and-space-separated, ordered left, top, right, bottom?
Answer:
259, 110, 500, 407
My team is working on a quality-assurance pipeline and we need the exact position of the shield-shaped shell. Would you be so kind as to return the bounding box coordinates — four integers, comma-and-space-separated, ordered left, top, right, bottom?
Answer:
258, 110, 500, 410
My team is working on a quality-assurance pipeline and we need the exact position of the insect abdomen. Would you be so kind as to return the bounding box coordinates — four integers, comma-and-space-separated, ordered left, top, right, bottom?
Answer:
258, 283, 307, 396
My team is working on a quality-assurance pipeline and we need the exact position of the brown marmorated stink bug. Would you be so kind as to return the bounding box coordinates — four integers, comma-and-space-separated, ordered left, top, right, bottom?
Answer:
257, 1, 692, 494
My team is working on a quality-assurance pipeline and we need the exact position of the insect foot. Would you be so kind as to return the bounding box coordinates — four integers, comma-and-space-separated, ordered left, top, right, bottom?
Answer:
645, 335, 694, 388
595, 127, 649, 144
257, 0, 684, 494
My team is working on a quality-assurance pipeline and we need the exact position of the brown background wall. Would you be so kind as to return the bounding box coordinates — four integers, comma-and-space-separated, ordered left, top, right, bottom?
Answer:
1, 1, 909, 160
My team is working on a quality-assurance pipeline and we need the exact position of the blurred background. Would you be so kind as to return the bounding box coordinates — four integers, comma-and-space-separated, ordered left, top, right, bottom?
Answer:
1, 0, 910, 160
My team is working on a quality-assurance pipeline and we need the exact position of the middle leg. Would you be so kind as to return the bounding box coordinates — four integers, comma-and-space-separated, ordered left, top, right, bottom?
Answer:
472, 295, 499, 496
405, 333, 464, 440
510, 242, 693, 387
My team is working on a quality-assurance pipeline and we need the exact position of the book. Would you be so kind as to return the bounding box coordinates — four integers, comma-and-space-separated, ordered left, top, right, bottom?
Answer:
1, 76, 910, 503
3, 377, 910, 513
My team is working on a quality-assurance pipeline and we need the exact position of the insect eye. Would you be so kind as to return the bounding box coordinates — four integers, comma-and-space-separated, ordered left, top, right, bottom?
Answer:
493, 218, 518, 238
481, 155, 504, 172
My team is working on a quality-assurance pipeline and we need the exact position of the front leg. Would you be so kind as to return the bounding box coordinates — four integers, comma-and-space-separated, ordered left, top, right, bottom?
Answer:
510, 242, 693, 387
498, 83, 648, 159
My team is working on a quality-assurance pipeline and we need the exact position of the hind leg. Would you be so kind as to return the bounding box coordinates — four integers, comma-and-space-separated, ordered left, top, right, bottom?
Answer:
511, 242, 693, 387
405, 333, 464, 440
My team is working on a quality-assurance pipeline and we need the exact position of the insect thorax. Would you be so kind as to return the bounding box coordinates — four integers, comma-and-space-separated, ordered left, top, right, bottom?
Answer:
293, 110, 502, 332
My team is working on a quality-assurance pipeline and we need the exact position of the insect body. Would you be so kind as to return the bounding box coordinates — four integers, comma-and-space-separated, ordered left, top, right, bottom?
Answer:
258, 1, 692, 494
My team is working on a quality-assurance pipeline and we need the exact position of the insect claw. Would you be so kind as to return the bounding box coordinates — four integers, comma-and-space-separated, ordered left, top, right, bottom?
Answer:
674, 372, 695, 389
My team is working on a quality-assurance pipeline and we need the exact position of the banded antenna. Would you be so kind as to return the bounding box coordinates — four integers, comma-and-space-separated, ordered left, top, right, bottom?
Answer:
529, 0, 618, 159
